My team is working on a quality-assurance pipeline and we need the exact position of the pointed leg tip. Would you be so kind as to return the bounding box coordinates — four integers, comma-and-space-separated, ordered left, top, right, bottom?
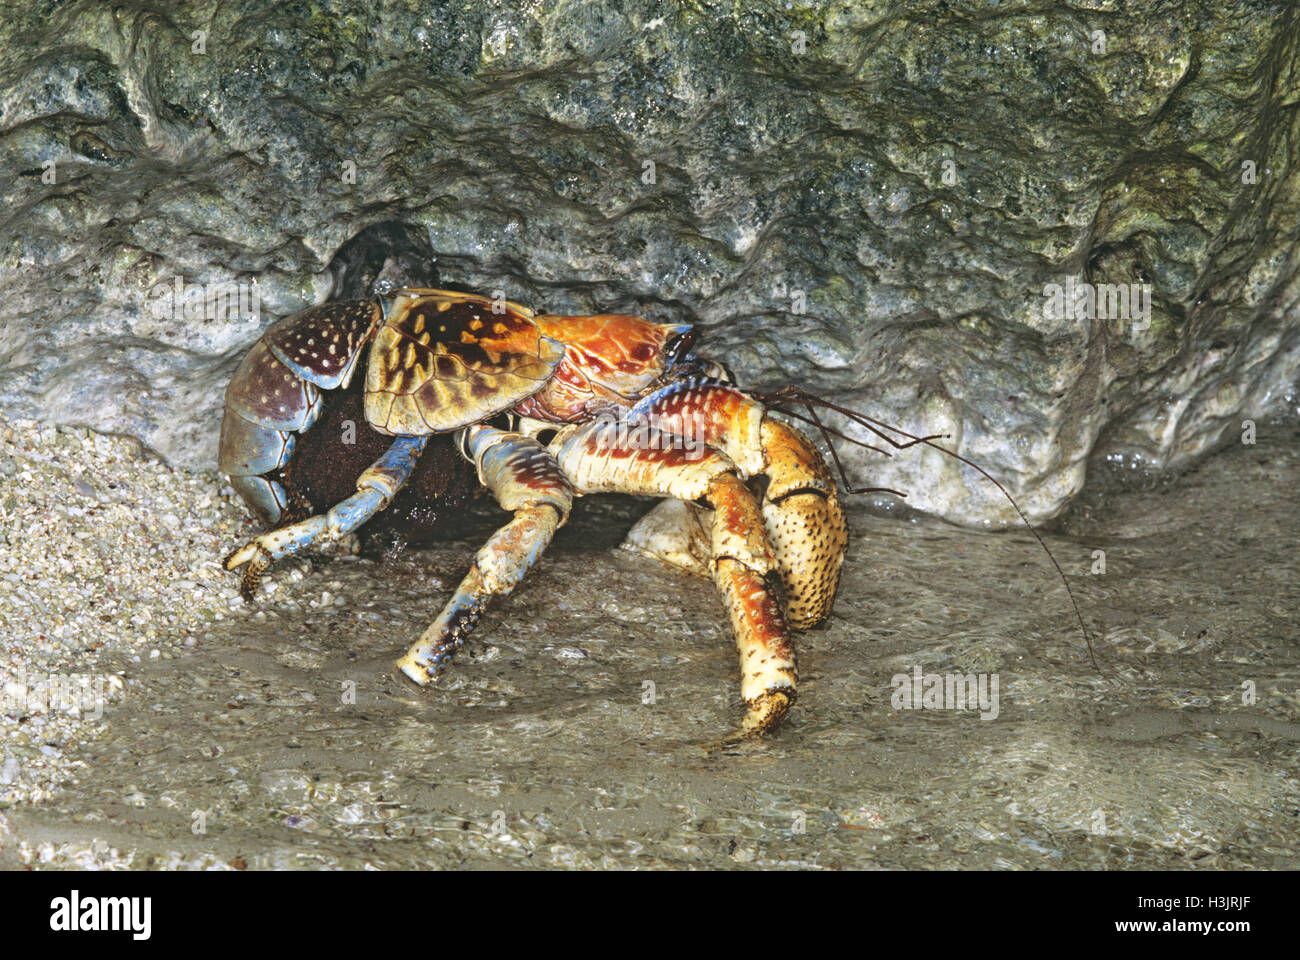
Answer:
739, 688, 793, 736
701, 689, 795, 750
224, 539, 264, 570
396, 653, 435, 686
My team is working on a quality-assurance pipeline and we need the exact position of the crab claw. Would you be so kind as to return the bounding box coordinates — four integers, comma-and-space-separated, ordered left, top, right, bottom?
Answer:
755, 417, 847, 629
603, 378, 848, 739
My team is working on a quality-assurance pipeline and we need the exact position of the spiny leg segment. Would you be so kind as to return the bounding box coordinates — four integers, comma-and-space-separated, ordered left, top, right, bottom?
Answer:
224, 434, 428, 599
397, 425, 573, 682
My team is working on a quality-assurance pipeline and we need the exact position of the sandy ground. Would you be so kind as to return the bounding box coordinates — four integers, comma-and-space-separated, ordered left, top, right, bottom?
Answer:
0, 411, 1297, 869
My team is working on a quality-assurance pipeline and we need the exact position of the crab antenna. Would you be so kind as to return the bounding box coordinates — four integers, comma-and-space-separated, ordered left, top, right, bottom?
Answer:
790, 400, 909, 498
758, 385, 1099, 673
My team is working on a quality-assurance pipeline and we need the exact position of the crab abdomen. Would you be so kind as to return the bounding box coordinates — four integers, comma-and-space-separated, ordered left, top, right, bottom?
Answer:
277, 338, 477, 549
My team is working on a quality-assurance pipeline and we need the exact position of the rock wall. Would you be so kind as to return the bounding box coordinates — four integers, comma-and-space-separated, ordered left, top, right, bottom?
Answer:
1, 0, 1297, 525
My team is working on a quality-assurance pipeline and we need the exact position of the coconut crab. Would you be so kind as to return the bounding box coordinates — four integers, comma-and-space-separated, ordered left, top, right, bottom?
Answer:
220, 287, 853, 740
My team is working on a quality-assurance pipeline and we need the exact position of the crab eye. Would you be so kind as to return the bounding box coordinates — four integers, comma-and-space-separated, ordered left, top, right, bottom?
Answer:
697, 359, 735, 384
663, 326, 696, 365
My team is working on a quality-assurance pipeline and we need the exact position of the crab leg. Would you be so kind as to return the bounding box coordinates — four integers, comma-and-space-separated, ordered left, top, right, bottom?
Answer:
549, 418, 796, 740
397, 425, 573, 683
224, 434, 428, 599
624, 380, 847, 628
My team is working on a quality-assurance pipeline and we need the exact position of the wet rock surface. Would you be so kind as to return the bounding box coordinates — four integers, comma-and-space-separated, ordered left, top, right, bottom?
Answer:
1, 412, 1296, 869
1, 1, 1298, 524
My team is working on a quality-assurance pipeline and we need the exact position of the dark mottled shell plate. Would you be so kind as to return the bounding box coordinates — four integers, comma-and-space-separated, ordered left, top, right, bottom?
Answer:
223, 339, 321, 431
264, 299, 383, 390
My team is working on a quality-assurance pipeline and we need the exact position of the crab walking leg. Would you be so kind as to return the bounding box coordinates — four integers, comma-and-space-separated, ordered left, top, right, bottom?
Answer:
224, 435, 428, 599
705, 474, 799, 737
397, 425, 573, 683
550, 420, 795, 738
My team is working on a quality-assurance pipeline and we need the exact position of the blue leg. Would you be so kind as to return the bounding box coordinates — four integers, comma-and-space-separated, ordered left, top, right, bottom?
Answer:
397, 425, 572, 683
225, 435, 428, 599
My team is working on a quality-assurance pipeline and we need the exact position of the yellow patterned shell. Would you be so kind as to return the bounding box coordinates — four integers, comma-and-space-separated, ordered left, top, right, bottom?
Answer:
364, 289, 566, 434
